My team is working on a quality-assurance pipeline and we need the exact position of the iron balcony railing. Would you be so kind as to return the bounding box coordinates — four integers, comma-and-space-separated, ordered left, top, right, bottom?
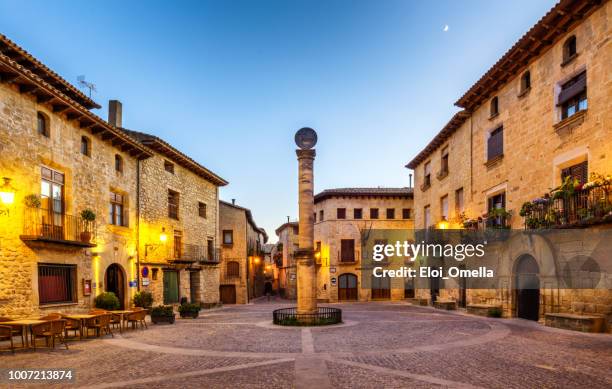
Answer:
22, 207, 96, 247
522, 186, 612, 229
172, 244, 220, 264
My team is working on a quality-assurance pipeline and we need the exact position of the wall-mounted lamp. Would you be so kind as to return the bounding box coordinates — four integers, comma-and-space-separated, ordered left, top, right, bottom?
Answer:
145, 227, 167, 258
0, 177, 16, 216
159, 227, 167, 242
437, 217, 449, 230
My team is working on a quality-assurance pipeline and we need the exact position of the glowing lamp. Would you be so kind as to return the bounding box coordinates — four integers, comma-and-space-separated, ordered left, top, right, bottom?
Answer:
254, 257, 261, 264
314, 252, 321, 259
159, 227, 167, 243
0, 177, 16, 205
437, 218, 449, 230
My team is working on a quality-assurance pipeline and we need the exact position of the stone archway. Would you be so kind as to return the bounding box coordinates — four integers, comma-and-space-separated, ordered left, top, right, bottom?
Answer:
514, 254, 540, 321
105, 263, 126, 309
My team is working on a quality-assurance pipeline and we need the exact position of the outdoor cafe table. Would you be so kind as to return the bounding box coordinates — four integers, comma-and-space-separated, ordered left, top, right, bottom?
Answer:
109, 310, 133, 332
0, 319, 48, 348
62, 314, 96, 339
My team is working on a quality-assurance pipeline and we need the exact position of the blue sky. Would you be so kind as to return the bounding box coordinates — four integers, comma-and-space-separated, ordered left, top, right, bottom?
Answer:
0, 0, 554, 241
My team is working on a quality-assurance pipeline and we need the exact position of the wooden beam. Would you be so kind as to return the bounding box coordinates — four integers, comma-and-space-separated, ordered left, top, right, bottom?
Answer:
101, 131, 113, 141
52, 104, 69, 113
19, 83, 38, 94
79, 120, 95, 129
91, 126, 105, 134
36, 94, 54, 104
0, 72, 19, 84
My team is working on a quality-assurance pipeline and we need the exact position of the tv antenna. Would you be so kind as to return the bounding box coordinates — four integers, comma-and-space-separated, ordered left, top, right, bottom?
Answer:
77, 75, 97, 98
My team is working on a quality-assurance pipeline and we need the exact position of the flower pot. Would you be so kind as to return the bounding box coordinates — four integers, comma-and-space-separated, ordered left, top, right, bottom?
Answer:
179, 311, 199, 319
151, 314, 175, 324
80, 231, 92, 243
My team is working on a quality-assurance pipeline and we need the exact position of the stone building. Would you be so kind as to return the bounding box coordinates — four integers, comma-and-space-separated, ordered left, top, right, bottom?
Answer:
0, 34, 153, 316
313, 188, 414, 302
274, 221, 299, 299
405, 0, 611, 328
218, 200, 267, 304
121, 119, 228, 308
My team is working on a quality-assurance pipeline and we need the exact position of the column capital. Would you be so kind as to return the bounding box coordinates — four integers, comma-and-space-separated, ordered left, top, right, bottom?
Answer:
296, 149, 316, 159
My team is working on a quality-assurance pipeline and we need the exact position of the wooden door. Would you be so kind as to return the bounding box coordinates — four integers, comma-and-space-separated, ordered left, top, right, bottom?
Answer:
220, 285, 236, 304
338, 274, 358, 301
163, 270, 179, 304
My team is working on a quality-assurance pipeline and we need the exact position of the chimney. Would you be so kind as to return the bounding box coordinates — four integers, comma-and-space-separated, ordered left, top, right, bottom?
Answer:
108, 100, 122, 128
409, 173, 413, 188
287, 216, 290, 223
231, 199, 235, 205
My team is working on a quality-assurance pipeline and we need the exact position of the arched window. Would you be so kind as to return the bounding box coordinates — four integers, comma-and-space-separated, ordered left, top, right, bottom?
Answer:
81, 136, 91, 156
490, 96, 499, 117
227, 261, 240, 278
37, 112, 49, 137
520, 71, 531, 93
115, 154, 123, 172
563, 35, 577, 63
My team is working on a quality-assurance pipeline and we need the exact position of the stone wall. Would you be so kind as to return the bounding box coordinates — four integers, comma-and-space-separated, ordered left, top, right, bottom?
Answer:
276, 224, 298, 299
219, 202, 248, 304
0, 82, 139, 317
313, 195, 414, 302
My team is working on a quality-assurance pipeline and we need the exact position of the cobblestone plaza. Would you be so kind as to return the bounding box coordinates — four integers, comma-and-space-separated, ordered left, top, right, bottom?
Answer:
2, 299, 611, 388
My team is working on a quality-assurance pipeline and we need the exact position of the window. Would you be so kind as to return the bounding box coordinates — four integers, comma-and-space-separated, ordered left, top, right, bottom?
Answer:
424, 205, 431, 228
37, 112, 49, 137
423, 161, 431, 188
561, 161, 588, 185
164, 160, 174, 174
402, 208, 411, 219
441, 195, 449, 221
80, 136, 91, 156
109, 191, 127, 226
440, 146, 449, 175
520, 71, 531, 93
227, 261, 240, 278
292, 225, 299, 235
223, 230, 233, 245
319, 209, 324, 221
340, 239, 355, 262
198, 202, 207, 218
490, 96, 499, 117
115, 154, 123, 173
207, 238, 215, 260
315, 241, 321, 253
337, 208, 346, 219
354, 208, 363, 219
386, 208, 395, 219
152, 268, 159, 281
559, 71, 587, 120
168, 189, 179, 219
455, 188, 464, 216
370, 208, 379, 219
563, 35, 577, 63
313, 212, 316, 222
487, 126, 504, 161
487, 192, 506, 228
40, 167, 64, 228
173, 230, 182, 259
38, 264, 76, 305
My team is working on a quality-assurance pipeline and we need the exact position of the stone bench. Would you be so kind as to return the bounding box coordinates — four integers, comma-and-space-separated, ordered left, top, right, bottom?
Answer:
434, 300, 457, 310
545, 313, 605, 333
405, 298, 428, 306
467, 304, 502, 317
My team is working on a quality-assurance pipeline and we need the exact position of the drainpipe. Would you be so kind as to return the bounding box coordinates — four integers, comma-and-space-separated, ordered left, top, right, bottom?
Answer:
136, 158, 141, 292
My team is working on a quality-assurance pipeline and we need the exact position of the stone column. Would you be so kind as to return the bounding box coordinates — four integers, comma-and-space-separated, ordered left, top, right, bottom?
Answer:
295, 149, 317, 314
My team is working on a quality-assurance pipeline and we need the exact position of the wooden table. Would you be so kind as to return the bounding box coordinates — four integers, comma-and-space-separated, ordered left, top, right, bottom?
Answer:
109, 310, 133, 332
62, 314, 96, 339
0, 319, 48, 348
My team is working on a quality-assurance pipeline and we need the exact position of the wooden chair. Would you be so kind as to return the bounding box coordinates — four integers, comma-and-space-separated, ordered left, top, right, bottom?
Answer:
0, 317, 24, 348
62, 316, 81, 339
0, 325, 15, 353
50, 320, 68, 349
31, 321, 53, 349
109, 313, 123, 333
125, 310, 147, 330
84, 314, 113, 338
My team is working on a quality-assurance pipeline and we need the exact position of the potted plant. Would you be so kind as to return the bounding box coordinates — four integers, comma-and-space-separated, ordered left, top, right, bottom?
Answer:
24, 194, 41, 208
178, 302, 201, 319
150, 305, 175, 324
94, 292, 120, 310
80, 208, 96, 243
133, 291, 154, 312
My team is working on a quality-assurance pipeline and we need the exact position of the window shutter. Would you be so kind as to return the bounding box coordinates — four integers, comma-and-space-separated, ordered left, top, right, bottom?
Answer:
487, 127, 504, 160
562, 161, 588, 184
558, 71, 586, 106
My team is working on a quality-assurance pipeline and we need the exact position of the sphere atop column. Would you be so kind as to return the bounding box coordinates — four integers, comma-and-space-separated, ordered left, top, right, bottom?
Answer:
295, 127, 318, 150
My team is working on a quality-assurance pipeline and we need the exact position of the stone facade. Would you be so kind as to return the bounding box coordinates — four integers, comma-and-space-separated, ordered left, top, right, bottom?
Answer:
0, 47, 151, 316
124, 125, 226, 308
313, 188, 414, 302
406, 0, 612, 328
274, 222, 299, 299
218, 200, 266, 304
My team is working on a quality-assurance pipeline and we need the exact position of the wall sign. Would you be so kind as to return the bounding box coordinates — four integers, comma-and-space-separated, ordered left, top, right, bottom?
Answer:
331, 277, 337, 286
330, 267, 336, 274
83, 279, 92, 296
141, 266, 149, 278
141, 278, 150, 287
129, 280, 137, 288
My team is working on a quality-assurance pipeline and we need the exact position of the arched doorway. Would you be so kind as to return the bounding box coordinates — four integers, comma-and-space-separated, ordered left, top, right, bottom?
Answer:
514, 255, 540, 321
105, 264, 126, 309
338, 273, 358, 301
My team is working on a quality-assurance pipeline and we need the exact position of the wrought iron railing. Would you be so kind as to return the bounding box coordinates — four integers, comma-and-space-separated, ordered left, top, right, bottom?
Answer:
22, 207, 96, 245
522, 186, 612, 229
173, 244, 220, 264
273, 307, 342, 326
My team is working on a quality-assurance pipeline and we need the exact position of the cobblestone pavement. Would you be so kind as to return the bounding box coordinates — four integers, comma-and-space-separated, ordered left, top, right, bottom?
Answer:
1, 298, 611, 388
